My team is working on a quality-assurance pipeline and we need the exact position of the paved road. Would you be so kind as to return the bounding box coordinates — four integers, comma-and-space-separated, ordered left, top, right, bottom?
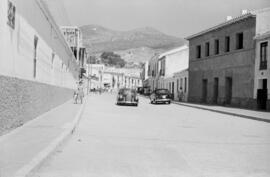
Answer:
30, 93, 270, 177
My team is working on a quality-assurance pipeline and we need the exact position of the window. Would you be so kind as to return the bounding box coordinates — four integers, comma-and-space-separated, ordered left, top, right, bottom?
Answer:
236, 32, 244, 49
205, 42, 210, 57
260, 42, 268, 70
214, 39, 219, 55
225, 36, 230, 52
196, 45, 201, 58
7, 1, 16, 29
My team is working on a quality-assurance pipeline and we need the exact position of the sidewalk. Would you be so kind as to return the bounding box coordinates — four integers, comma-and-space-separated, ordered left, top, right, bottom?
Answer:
172, 101, 270, 123
139, 95, 270, 123
0, 98, 86, 177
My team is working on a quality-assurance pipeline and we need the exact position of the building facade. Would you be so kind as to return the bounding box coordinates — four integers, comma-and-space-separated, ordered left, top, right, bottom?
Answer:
158, 46, 189, 100
254, 8, 270, 110
61, 26, 86, 68
187, 13, 257, 109
173, 69, 189, 102
0, 0, 79, 134
86, 65, 142, 91
146, 46, 189, 100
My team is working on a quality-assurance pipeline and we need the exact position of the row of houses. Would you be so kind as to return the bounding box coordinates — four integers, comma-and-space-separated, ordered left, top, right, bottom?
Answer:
143, 8, 270, 111
86, 64, 142, 91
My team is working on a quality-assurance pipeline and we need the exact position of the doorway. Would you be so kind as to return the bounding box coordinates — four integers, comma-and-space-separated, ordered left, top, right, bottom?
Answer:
257, 79, 268, 110
213, 77, 219, 104
202, 79, 208, 103
172, 82, 175, 99
225, 77, 232, 104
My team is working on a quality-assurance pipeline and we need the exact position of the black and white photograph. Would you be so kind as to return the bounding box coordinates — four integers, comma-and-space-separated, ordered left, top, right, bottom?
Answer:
0, 0, 270, 176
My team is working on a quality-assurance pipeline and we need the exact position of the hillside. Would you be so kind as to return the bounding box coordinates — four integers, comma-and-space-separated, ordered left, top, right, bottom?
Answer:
80, 25, 187, 55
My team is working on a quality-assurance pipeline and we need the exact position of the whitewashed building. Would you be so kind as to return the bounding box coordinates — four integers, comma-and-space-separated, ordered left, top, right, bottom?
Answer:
254, 8, 270, 110
157, 45, 189, 100
0, 0, 79, 131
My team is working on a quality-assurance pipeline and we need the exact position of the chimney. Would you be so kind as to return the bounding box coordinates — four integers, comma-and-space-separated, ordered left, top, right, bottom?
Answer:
226, 16, 233, 21
242, 9, 248, 15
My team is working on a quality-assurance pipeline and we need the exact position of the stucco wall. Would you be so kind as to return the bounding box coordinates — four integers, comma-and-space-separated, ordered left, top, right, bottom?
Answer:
188, 17, 256, 109
0, 0, 79, 134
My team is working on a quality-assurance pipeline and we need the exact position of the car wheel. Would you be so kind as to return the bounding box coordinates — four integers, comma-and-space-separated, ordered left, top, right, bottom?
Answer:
168, 101, 171, 104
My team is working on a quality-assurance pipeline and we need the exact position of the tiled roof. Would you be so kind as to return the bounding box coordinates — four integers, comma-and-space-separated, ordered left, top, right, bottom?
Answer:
186, 13, 256, 40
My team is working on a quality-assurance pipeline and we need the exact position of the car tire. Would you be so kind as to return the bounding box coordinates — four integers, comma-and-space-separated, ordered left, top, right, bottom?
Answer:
168, 101, 171, 104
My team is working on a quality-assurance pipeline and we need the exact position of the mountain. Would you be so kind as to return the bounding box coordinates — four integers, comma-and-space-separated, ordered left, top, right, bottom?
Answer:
80, 25, 187, 54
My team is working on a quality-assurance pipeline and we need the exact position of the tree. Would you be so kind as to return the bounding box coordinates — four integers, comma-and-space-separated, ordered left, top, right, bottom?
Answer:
100, 52, 126, 67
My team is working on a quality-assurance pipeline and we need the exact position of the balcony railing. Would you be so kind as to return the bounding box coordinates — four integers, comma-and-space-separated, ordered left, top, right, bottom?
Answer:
260, 60, 267, 70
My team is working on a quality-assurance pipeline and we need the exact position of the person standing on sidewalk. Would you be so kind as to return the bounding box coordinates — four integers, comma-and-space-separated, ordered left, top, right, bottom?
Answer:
178, 87, 184, 102
74, 80, 84, 104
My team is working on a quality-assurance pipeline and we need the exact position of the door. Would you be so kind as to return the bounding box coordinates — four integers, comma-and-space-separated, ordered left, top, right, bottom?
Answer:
257, 79, 267, 110
172, 82, 175, 99
202, 79, 208, 103
213, 78, 219, 104
225, 77, 232, 104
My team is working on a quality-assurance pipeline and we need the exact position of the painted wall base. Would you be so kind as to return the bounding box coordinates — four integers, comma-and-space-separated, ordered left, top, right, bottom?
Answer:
0, 75, 73, 135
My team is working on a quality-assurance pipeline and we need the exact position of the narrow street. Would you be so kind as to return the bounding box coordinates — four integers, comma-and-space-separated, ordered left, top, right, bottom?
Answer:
30, 93, 270, 177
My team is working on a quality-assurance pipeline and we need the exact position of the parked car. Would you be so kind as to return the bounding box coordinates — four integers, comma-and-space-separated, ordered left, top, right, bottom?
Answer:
150, 89, 172, 104
116, 88, 139, 106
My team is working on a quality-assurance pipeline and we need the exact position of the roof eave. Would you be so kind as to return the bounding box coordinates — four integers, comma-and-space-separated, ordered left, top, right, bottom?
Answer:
185, 13, 256, 40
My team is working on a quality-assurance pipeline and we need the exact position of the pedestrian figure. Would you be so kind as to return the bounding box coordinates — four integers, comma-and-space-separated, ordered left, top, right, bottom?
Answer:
74, 81, 84, 104
178, 87, 184, 102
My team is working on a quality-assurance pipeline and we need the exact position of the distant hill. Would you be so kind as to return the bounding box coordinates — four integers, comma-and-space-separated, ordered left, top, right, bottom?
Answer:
80, 25, 187, 55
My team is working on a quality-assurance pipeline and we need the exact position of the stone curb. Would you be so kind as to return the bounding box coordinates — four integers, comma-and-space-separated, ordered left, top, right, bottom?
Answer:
13, 98, 86, 177
172, 101, 270, 123
139, 95, 270, 123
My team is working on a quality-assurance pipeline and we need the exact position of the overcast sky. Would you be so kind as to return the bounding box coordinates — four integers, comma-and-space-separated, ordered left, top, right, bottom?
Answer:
59, 0, 270, 38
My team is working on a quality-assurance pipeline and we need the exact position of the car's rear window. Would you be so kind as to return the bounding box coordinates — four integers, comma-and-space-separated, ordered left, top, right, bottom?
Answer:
156, 89, 170, 94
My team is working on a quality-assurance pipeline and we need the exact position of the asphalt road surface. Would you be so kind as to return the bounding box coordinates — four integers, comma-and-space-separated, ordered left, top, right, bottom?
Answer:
30, 93, 270, 177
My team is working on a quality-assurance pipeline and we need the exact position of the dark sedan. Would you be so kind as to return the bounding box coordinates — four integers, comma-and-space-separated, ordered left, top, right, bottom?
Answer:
116, 88, 139, 106
150, 89, 172, 104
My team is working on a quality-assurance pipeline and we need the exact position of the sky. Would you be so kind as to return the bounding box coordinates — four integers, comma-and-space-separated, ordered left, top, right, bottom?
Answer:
57, 0, 270, 38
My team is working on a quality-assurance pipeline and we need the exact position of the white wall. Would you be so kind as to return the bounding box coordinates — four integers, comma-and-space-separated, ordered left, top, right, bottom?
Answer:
164, 46, 189, 78
0, 0, 77, 89
254, 36, 270, 99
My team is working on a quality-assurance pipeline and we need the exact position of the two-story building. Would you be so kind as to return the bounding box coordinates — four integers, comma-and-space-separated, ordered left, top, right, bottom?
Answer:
254, 8, 270, 110
158, 45, 189, 100
187, 9, 270, 110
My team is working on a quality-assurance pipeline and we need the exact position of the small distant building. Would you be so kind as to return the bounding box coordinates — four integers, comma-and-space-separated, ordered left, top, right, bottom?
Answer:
173, 69, 189, 102
61, 26, 86, 68
158, 45, 189, 100
148, 54, 160, 91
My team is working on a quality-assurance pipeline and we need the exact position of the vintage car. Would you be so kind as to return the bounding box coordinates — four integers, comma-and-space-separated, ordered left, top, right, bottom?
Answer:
116, 88, 139, 106
150, 89, 172, 104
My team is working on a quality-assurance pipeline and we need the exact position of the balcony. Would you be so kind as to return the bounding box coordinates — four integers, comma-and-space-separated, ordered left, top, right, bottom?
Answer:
260, 60, 267, 70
